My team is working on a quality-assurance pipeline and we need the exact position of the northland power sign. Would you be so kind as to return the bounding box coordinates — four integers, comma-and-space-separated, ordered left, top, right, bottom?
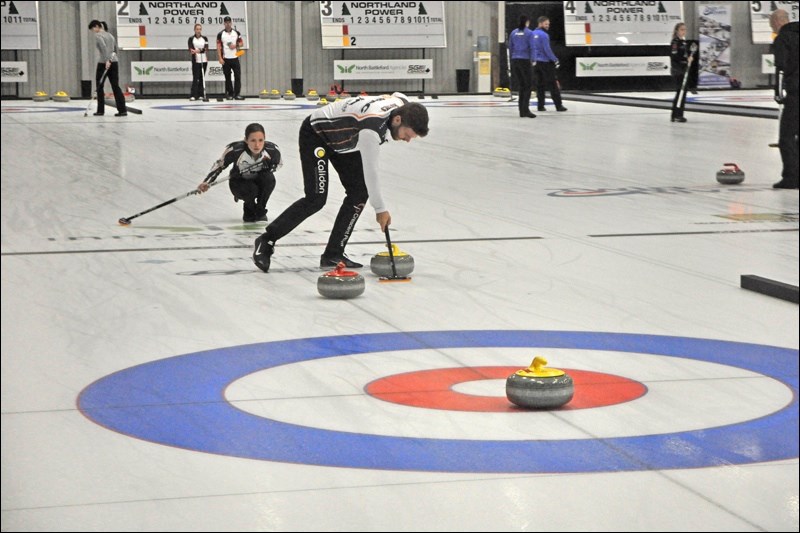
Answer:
576, 56, 670, 77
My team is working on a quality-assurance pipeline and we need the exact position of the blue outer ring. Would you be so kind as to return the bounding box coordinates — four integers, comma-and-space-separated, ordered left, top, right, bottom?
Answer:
78, 331, 798, 473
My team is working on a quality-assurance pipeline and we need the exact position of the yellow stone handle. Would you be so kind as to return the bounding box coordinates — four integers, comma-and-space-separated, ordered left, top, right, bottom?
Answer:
377, 244, 408, 257
515, 356, 565, 378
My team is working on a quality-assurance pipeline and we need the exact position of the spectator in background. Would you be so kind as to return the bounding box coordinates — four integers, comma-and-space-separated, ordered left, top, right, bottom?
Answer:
670, 22, 694, 123
770, 9, 799, 189
88, 20, 127, 117
217, 16, 244, 100
188, 23, 209, 102
508, 15, 537, 118
532, 16, 567, 112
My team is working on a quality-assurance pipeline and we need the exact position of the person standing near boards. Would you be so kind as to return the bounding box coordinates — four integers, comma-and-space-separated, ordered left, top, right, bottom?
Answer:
216, 16, 244, 100
88, 20, 127, 117
532, 16, 567, 112
769, 9, 799, 189
670, 22, 694, 123
188, 23, 209, 102
508, 15, 537, 118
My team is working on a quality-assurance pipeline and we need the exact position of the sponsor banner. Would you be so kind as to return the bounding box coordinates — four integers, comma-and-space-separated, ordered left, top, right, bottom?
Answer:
762, 54, 775, 74
750, 0, 798, 44
563, 1, 684, 46
1, 61, 28, 82
1, 1, 40, 50
697, 3, 733, 88
575, 56, 670, 77
320, 1, 446, 49
333, 59, 433, 80
116, 1, 248, 50
131, 61, 225, 82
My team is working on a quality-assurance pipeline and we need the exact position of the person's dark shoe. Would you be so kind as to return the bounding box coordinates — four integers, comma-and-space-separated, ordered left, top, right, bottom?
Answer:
234, 95, 245, 100
93, 112, 104, 116
556, 106, 568, 112
537, 107, 546, 111
522, 112, 537, 118
253, 235, 274, 272
671, 116, 687, 123
773, 180, 799, 189
114, 112, 127, 117
320, 253, 363, 269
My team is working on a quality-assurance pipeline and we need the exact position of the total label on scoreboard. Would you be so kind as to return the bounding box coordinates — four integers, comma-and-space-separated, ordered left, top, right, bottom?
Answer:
319, 1, 446, 49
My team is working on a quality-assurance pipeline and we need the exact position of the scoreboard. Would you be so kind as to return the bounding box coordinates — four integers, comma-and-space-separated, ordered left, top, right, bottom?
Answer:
563, 1, 684, 46
319, 1, 446, 49
115, 1, 249, 50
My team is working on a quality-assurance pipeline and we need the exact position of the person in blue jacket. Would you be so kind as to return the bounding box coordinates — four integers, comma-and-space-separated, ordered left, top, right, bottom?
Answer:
508, 15, 537, 118
532, 16, 567, 112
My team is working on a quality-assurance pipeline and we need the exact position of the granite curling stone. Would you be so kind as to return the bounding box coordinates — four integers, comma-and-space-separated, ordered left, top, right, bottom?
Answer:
716, 163, 745, 185
370, 244, 414, 278
318, 261, 365, 299
506, 356, 574, 409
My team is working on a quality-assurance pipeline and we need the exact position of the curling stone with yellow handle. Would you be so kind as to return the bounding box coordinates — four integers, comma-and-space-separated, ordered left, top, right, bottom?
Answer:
493, 87, 511, 97
283, 89, 297, 100
306, 89, 320, 101
506, 356, 574, 409
52, 91, 70, 102
33, 91, 49, 102
370, 244, 414, 278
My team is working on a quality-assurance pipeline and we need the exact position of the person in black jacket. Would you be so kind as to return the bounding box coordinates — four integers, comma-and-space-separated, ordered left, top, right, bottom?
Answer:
770, 9, 799, 189
188, 24, 209, 101
197, 123, 281, 222
670, 22, 694, 123
252, 94, 429, 273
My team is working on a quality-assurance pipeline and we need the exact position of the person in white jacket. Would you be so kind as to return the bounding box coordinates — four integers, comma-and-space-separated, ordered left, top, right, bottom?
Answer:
252, 92, 429, 273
